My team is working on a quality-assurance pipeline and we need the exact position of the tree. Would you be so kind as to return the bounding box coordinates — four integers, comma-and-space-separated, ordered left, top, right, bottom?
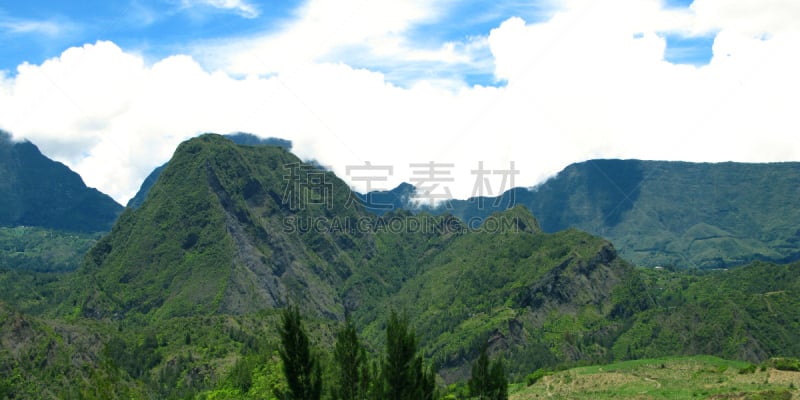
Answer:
333, 317, 370, 400
488, 358, 507, 400
278, 306, 322, 400
383, 310, 436, 400
468, 344, 507, 400
468, 345, 490, 398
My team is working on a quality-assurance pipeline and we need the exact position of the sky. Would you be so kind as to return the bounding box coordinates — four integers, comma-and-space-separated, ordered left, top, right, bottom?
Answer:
1, 0, 799, 205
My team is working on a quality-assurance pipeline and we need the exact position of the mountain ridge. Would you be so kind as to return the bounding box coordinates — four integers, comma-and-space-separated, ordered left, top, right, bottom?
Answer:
396, 158, 800, 269
2, 134, 799, 398
0, 130, 122, 233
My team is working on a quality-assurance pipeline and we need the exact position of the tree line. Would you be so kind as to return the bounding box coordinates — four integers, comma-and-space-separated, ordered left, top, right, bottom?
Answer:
278, 306, 507, 400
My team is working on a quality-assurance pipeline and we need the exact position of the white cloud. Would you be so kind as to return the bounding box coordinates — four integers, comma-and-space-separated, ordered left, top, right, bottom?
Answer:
691, 0, 800, 35
197, 0, 458, 77
0, 16, 72, 37
0, 0, 798, 205
181, 0, 260, 18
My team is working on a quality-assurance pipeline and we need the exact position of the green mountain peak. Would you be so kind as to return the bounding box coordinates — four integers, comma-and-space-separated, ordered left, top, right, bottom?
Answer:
78, 133, 370, 321
479, 204, 541, 234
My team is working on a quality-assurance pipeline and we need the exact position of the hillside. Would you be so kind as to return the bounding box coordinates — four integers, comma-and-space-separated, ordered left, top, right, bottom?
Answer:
1, 134, 799, 398
0, 226, 101, 272
351, 208, 640, 381
0, 130, 122, 233
67, 134, 654, 382
438, 159, 800, 269
76, 133, 366, 321
511, 356, 799, 399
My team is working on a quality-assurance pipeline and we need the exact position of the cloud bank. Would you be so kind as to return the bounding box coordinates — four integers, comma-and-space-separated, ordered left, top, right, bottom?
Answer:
1, 0, 798, 204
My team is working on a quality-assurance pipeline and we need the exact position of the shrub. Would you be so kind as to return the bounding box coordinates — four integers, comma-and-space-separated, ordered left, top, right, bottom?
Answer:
770, 358, 800, 372
525, 368, 551, 386
738, 364, 757, 374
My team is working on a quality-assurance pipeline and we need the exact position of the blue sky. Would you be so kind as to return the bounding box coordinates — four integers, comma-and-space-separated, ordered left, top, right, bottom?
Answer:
0, 0, 299, 71
1, 0, 714, 84
1, 0, 798, 203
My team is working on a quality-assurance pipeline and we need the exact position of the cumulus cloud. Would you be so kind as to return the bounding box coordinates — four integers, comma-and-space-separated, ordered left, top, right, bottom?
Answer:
0, 0, 798, 205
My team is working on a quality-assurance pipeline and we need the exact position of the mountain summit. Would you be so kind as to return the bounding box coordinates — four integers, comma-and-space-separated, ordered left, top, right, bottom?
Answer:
79, 134, 369, 320
74, 134, 641, 378
0, 130, 122, 232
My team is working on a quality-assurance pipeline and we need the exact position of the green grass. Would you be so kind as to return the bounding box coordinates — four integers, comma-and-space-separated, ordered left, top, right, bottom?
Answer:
511, 355, 799, 399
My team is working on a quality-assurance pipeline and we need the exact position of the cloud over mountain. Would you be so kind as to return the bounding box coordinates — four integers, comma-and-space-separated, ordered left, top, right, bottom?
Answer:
0, 0, 798, 204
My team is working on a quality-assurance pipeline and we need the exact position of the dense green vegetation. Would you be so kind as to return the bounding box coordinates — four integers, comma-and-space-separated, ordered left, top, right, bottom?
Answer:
439, 159, 800, 269
279, 306, 323, 400
468, 345, 507, 400
0, 226, 101, 272
1, 134, 799, 399
126, 132, 292, 209
617, 262, 800, 362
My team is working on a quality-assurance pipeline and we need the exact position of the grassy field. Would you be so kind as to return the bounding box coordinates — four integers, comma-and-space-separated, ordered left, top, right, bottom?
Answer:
510, 356, 799, 399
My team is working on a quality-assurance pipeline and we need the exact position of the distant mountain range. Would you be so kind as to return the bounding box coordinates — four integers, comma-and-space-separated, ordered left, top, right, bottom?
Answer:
368, 159, 800, 269
3, 128, 799, 271
0, 130, 122, 232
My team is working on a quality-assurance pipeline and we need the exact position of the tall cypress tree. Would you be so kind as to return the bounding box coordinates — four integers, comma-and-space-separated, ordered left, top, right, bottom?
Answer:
468, 344, 507, 400
333, 317, 369, 400
384, 310, 417, 400
278, 306, 322, 400
468, 345, 490, 399
383, 310, 436, 400
489, 358, 507, 400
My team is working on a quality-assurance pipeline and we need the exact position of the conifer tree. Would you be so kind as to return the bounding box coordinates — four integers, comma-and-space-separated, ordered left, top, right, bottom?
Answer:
489, 357, 507, 400
468, 344, 507, 400
278, 305, 322, 400
468, 345, 490, 398
333, 317, 369, 400
383, 310, 436, 400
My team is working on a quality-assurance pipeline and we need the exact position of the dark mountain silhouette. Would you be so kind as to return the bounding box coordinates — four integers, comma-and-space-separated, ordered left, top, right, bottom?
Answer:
0, 130, 122, 232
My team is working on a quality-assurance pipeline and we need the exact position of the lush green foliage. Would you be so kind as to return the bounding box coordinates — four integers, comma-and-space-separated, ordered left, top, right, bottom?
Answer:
468, 345, 507, 400
2, 134, 800, 399
770, 358, 800, 372
126, 133, 292, 209
75, 133, 369, 321
615, 262, 800, 361
279, 306, 322, 400
440, 159, 800, 269
382, 310, 436, 400
332, 317, 370, 400
0, 226, 100, 272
